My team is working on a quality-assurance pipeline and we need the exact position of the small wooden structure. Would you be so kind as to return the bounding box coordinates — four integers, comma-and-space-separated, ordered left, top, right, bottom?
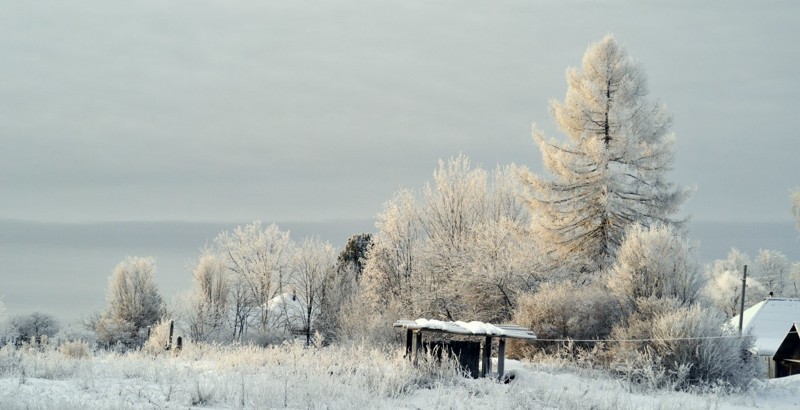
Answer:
772, 323, 800, 378
394, 319, 537, 380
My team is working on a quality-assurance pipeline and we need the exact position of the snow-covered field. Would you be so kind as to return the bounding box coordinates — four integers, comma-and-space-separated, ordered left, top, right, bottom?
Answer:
1, 343, 799, 409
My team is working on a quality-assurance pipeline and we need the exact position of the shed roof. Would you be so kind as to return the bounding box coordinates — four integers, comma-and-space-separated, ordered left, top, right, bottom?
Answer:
729, 298, 800, 356
393, 319, 537, 340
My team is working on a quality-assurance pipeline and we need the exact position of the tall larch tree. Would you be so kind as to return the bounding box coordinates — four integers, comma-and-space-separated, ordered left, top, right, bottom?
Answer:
521, 35, 691, 275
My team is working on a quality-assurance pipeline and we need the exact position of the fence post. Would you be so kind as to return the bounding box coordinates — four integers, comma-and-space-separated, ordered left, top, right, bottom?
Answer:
166, 320, 174, 350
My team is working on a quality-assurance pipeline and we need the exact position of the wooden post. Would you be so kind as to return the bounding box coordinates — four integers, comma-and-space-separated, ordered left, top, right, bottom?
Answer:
497, 337, 506, 381
482, 336, 492, 377
739, 265, 748, 335
405, 329, 413, 359
414, 331, 423, 366
167, 320, 174, 350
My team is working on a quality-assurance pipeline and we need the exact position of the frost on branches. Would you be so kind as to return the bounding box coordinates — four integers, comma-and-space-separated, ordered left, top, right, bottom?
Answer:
361, 155, 541, 325
96, 257, 165, 348
520, 35, 691, 276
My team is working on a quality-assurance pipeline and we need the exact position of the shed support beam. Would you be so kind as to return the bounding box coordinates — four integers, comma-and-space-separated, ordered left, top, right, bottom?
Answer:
405, 329, 413, 359
497, 337, 506, 381
482, 336, 492, 377
414, 331, 423, 366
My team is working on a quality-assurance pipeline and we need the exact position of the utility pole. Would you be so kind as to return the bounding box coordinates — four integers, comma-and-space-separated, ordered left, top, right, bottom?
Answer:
739, 265, 748, 335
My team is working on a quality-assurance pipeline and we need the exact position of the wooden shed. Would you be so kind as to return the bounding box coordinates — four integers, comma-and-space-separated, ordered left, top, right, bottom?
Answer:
393, 319, 537, 380
772, 323, 800, 378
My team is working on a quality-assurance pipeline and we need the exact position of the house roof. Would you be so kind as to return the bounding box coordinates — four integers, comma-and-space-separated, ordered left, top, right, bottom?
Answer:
393, 319, 537, 340
729, 298, 800, 356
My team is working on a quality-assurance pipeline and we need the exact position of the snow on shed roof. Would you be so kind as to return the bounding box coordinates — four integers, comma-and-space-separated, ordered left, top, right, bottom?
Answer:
393, 319, 537, 340
729, 298, 800, 356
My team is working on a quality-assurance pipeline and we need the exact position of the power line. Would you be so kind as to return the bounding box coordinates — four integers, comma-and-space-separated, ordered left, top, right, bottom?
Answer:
530, 335, 747, 343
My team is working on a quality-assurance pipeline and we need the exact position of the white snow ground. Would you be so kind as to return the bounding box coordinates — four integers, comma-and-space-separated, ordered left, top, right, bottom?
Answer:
0, 343, 798, 409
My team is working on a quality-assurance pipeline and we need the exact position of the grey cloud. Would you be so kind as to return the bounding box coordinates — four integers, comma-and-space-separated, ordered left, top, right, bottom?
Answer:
0, 0, 798, 224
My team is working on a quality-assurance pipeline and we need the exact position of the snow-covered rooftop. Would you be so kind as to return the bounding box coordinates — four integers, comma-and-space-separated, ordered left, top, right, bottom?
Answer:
394, 319, 537, 340
729, 298, 800, 356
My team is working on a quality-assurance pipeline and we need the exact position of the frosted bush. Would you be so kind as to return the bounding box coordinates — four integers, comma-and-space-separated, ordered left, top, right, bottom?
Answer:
0, 344, 21, 376
334, 294, 400, 347
54, 324, 97, 350
609, 299, 758, 391
511, 281, 622, 357
60, 340, 92, 359
608, 223, 704, 310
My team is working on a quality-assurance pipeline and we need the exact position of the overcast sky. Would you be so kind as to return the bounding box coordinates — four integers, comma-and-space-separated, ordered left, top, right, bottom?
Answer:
2, 0, 799, 226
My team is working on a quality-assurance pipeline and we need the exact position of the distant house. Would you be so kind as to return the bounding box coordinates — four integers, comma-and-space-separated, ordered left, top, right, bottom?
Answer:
729, 298, 800, 378
265, 291, 316, 336
772, 323, 800, 378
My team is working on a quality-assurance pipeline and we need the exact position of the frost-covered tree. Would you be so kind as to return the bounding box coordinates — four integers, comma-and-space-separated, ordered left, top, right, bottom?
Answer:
317, 234, 372, 343
755, 249, 789, 296
290, 238, 335, 346
96, 257, 164, 348
7, 312, 60, 340
704, 249, 767, 317
186, 252, 229, 342
336, 233, 372, 280
361, 189, 420, 313
520, 35, 690, 276
213, 222, 291, 341
789, 262, 800, 298
362, 155, 539, 323
463, 165, 540, 321
608, 224, 704, 311
415, 155, 490, 320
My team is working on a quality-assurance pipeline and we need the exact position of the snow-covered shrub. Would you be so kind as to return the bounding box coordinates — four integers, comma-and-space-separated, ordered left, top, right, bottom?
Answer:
60, 340, 91, 359
608, 223, 704, 311
609, 298, 758, 391
334, 294, 400, 347
510, 281, 623, 357
239, 326, 292, 347
95, 314, 137, 349
0, 344, 21, 376
54, 324, 97, 348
